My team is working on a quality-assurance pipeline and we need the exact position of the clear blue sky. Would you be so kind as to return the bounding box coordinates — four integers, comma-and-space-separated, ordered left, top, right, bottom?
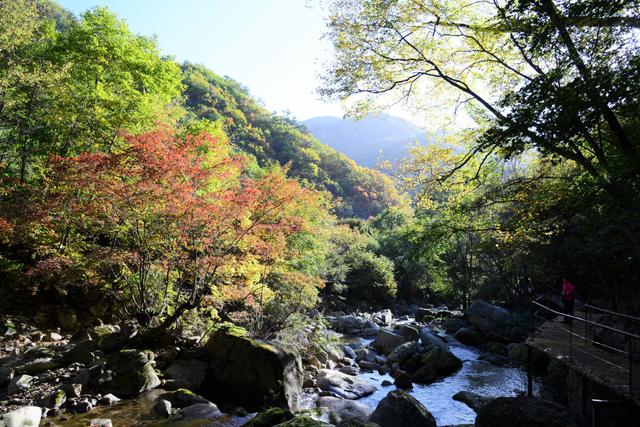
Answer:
58, 0, 344, 120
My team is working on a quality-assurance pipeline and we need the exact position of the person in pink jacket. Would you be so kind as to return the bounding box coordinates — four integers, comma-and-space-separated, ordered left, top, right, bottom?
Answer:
562, 278, 576, 324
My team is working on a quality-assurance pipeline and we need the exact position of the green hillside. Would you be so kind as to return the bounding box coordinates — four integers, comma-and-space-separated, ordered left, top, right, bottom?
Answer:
180, 63, 401, 218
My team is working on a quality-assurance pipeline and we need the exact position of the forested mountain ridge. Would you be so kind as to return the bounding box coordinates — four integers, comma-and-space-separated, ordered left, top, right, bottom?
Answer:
180, 63, 401, 219
303, 113, 431, 168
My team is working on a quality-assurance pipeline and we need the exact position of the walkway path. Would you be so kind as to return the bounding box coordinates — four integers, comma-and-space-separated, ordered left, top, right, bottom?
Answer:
527, 301, 640, 404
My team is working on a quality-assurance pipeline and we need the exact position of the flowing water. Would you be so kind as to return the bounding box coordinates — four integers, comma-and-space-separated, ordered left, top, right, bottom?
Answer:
53, 329, 537, 426
350, 337, 540, 426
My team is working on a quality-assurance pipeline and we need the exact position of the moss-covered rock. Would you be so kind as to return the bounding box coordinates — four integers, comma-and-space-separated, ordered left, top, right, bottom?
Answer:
101, 350, 160, 396
242, 407, 294, 427
201, 323, 303, 411
275, 416, 331, 426
160, 388, 211, 408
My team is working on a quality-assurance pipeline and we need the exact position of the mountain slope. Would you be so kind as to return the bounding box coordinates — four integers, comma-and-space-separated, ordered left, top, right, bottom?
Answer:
303, 114, 430, 168
181, 63, 401, 218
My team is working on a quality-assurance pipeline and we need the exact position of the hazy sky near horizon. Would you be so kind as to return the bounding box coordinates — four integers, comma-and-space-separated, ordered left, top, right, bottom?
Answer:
58, 0, 346, 121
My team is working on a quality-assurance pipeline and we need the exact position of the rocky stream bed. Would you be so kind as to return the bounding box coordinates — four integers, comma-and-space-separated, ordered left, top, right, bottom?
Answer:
0, 301, 579, 427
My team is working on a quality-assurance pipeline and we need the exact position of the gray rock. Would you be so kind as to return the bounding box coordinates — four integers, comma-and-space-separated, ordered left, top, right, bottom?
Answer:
369, 390, 436, 427
398, 325, 419, 341
61, 383, 83, 399
487, 342, 509, 357
373, 309, 393, 326
411, 347, 463, 384
48, 332, 63, 341
160, 389, 211, 408
419, 328, 446, 350
339, 365, 360, 376
341, 345, 357, 359
393, 371, 413, 389
0, 367, 14, 387
7, 374, 33, 395
355, 347, 377, 363
465, 300, 511, 338
202, 323, 303, 411
63, 341, 98, 365
101, 350, 161, 396
69, 330, 92, 344
452, 390, 492, 412
57, 308, 77, 332
176, 403, 223, 421
42, 389, 66, 409
153, 399, 172, 417
317, 396, 373, 424
317, 369, 377, 399
0, 406, 42, 427
335, 316, 366, 333
415, 308, 436, 323
165, 359, 207, 390
12, 357, 59, 375
98, 393, 121, 405
442, 318, 466, 334
357, 360, 380, 371
70, 398, 92, 413
88, 419, 112, 427
453, 328, 486, 348
386, 342, 420, 365
475, 396, 578, 427
372, 329, 412, 355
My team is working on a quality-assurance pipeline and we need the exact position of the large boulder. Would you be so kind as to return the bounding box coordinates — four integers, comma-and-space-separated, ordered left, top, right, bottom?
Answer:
160, 388, 211, 408
335, 316, 367, 333
0, 406, 42, 427
316, 369, 377, 399
175, 403, 223, 422
373, 309, 393, 326
165, 359, 208, 390
317, 396, 373, 424
202, 323, 303, 411
453, 327, 486, 348
465, 300, 511, 338
475, 396, 578, 427
101, 350, 161, 396
372, 329, 412, 355
411, 346, 462, 384
452, 390, 492, 412
418, 328, 445, 350
369, 390, 436, 427
386, 342, 420, 365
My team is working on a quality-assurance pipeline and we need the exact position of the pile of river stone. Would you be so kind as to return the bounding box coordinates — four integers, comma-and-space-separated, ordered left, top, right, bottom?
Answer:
0, 301, 578, 427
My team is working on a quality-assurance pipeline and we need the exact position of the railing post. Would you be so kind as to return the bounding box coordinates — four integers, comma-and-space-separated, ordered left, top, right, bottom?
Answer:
585, 305, 589, 343
569, 318, 573, 363
527, 344, 533, 397
628, 335, 633, 394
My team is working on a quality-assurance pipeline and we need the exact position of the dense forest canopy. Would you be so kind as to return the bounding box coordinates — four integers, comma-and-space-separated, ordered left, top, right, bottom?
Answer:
321, 0, 640, 309
1, 0, 639, 341
0, 0, 405, 335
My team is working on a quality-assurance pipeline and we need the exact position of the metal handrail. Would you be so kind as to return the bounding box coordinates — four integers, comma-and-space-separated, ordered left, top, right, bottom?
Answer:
531, 299, 640, 395
532, 301, 640, 340
585, 303, 640, 323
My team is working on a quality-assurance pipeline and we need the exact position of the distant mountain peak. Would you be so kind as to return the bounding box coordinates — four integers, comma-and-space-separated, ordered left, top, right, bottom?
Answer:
303, 114, 429, 168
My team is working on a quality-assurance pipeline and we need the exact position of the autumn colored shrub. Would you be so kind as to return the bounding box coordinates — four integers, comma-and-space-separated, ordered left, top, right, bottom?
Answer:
5, 127, 326, 328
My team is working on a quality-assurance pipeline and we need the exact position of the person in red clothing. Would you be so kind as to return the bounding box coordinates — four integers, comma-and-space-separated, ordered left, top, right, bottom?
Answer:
562, 278, 576, 324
